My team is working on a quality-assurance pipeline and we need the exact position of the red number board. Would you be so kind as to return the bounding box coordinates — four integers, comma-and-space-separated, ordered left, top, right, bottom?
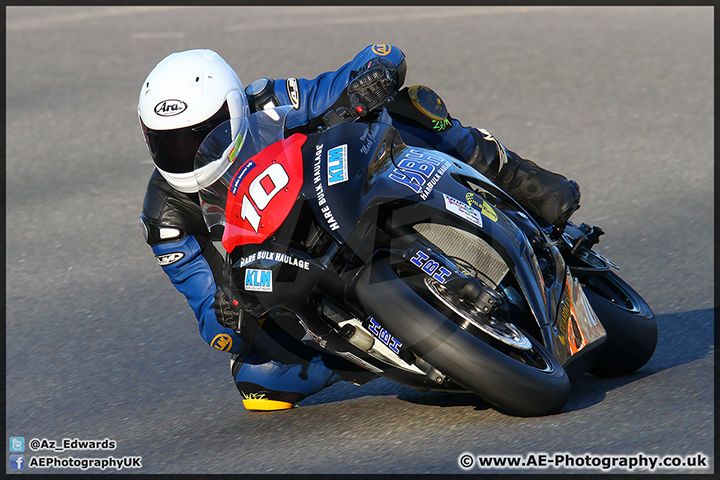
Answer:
222, 134, 306, 251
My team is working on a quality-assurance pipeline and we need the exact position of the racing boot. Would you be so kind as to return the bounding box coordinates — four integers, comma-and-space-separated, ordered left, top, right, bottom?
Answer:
231, 315, 377, 412
231, 356, 302, 412
466, 127, 581, 226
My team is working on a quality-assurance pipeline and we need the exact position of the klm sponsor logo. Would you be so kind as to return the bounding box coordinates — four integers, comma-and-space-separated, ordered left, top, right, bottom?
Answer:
327, 145, 348, 186
244, 269, 272, 292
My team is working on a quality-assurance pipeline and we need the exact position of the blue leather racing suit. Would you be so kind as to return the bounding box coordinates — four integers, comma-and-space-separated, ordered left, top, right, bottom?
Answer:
140, 44, 505, 406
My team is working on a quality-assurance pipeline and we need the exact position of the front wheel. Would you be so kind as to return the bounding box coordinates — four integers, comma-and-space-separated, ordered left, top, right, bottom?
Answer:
581, 272, 657, 377
354, 256, 571, 417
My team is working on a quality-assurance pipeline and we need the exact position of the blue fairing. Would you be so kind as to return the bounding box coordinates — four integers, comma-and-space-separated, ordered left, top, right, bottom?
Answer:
152, 236, 245, 353
297, 118, 554, 331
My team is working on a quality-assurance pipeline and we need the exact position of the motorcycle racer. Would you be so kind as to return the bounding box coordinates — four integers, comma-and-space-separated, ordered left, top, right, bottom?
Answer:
138, 45, 581, 411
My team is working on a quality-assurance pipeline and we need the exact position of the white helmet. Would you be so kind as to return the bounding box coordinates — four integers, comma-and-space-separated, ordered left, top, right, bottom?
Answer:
138, 49, 250, 193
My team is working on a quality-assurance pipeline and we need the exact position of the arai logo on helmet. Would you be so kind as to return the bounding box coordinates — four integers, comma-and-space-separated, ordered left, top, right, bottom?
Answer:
154, 99, 188, 117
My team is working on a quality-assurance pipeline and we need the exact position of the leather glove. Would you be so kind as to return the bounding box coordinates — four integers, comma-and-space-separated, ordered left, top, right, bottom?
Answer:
347, 57, 398, 116
321, 58, 399, 128
214, 285, 242, 331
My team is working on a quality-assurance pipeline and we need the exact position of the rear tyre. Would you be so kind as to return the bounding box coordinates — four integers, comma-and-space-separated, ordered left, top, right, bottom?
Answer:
355, 256, 571, 417
582, 272, 657, 377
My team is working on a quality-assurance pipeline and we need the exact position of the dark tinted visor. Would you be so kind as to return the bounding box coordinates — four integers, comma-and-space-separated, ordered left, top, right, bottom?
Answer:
142, 101, 231, 174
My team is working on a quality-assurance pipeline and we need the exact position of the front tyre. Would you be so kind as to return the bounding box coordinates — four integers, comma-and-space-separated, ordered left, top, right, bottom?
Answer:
354, 256, 570, 417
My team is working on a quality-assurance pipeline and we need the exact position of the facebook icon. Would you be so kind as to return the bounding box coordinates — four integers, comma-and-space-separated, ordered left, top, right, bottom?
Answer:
10, 455, 25, 470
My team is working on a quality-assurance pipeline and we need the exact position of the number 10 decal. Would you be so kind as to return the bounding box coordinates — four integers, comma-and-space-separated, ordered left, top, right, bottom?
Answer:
241, 163, 290, 232
222, 134, 306, 252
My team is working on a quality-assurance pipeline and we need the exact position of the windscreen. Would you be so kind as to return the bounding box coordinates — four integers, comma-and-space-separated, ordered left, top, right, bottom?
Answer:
194, 106, 292, 236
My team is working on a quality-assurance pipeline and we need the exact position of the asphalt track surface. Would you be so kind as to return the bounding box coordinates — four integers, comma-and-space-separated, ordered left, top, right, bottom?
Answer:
5, 6, 714, 475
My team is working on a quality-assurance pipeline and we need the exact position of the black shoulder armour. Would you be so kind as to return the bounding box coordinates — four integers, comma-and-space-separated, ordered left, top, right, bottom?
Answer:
139, 170, 209, 246
245, 78, 281, 112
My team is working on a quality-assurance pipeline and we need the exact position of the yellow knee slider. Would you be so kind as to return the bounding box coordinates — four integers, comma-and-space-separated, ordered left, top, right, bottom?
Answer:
242, 398, 295, 411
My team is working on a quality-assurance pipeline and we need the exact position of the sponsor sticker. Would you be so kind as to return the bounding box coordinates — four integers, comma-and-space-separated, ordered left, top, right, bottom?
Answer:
367, 318, 402, 354
360, 123, 381, 155
227, 131, 245, 164
465, 192, 498, 222
443, 193, 483, 228
389, 148, 450, 200
410, 249, 453, 284
238, 250, 310, 270
156, 252, 184, 266
231, 160, 257, 195
244, 268, 273, 292
154, 99, 187, 117
312, 143, 341, 231
327, 144, 348, 186
336, 351, 383, 373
